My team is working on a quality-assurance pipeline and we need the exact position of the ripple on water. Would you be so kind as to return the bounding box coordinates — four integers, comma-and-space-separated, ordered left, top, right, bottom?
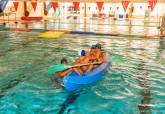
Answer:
0, 32, 165, 113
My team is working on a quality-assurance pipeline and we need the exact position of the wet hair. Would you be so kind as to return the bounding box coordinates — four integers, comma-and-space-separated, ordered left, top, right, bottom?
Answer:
60, 58, 68, 64
95, 43, 102, 49
81, 50, 86, 56
91, 45, 96, 49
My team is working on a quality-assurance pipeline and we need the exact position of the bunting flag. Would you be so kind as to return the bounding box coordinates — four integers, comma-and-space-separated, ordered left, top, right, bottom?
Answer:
51, 2, 58, 12
140, 6, 142, 10
121, 1, 130, 12
148, 0, 157, 11
47, 2, 51, 12
13, 2, 19, 11
96, 2, 104, 12
73, 2, 80, 12
82, 7, 84, 10
88, 7, 91, 10
68, 6, 72, 11
31, 2, 37, 11
110, 7, 112, 10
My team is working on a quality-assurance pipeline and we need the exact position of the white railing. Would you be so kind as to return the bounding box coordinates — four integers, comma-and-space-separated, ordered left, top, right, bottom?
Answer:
0, 12, 17, 26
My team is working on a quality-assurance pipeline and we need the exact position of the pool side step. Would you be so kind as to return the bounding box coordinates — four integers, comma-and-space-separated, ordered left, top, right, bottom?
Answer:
70, 31, 165, 38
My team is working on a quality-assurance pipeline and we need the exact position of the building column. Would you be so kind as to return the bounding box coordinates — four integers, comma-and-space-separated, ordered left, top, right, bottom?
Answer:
84, 1, 86, 17
23, 1, 29, 17
43, 1, 48, 16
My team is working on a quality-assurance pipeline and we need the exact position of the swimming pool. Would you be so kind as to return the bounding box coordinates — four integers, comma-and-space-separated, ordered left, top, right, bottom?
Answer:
0, 31, 165, 114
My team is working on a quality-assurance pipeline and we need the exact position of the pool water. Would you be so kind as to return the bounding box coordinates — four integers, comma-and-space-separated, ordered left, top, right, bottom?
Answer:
0, 31, 165, 114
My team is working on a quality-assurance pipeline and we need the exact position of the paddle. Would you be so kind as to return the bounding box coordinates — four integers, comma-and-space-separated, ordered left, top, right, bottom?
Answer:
48, 62, 102, 75
48, 64, 70, 75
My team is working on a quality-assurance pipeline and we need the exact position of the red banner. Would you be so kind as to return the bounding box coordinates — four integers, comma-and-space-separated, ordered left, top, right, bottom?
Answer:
31, 2, 37, 11
148, 0, 157, 11
13, 2, 19, 11
73, 2, 80, 12
96, 2, 104, 12
51, 2, 58, 12
121, 1, 130, 12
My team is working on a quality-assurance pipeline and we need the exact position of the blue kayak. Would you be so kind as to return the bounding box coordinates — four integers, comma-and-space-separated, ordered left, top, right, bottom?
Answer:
62, 62, 110, 91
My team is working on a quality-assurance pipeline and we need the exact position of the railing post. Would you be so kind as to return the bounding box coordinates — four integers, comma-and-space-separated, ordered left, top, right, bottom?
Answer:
3, 13, 6, 25
160, 15, 165, 34
15, 13, 17, 24
7, 13, 9, 24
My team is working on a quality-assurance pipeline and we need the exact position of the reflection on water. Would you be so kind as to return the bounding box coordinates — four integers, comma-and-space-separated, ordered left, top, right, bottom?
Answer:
0, 31, 165, 114
137, 60, 151, 114
5, 17, 160, 36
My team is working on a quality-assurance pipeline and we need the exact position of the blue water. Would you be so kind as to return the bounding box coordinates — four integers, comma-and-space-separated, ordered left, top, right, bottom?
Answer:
0, 31, 165, 114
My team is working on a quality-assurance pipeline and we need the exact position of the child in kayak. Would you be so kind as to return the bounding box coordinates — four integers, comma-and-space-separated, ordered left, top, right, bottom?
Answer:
53, 57, 87, 87
56, 44, 105, 77
73, 50, 89, 75
52, 58, 72, 87
57, 51, 86, 76
57, 58, 73, 77
87, 44, 105, 63
73, 45, 105, 74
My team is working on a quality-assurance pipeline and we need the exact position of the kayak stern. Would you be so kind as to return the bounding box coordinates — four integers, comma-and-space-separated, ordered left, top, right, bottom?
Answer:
63, 62, 110, 91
